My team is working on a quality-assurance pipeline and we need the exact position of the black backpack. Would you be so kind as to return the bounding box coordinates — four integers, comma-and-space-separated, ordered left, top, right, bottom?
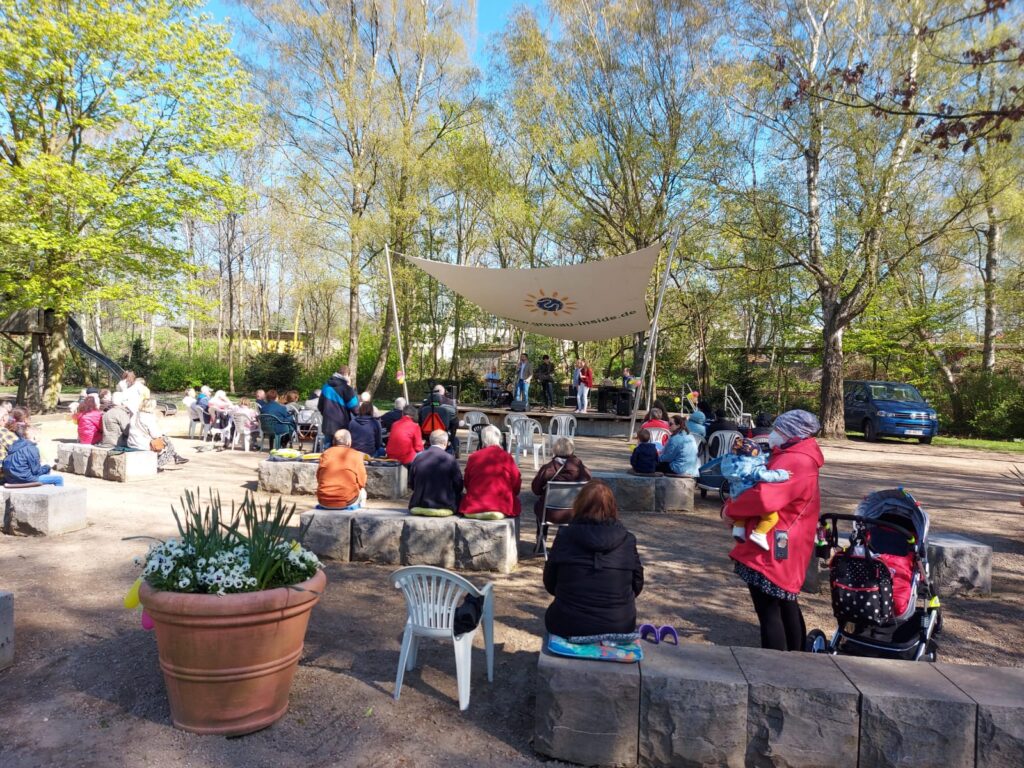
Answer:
830, 552, 895, 627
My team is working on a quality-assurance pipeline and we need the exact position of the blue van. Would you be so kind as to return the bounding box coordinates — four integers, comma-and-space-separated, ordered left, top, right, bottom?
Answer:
843, 380, 939, 444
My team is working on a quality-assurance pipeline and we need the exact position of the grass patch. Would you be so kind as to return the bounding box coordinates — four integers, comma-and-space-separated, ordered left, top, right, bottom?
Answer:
931, 436, 1024, 454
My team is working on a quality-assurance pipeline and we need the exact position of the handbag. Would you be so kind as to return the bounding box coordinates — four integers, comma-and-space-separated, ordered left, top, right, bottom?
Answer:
830, 552, 895, 626
150, 437, 166, 452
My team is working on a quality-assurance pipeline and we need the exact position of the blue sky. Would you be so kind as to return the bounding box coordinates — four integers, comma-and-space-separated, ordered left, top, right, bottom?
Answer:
203, 1, 540, 67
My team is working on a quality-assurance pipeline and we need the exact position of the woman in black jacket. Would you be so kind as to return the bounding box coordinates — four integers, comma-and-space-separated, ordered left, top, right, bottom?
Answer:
543, 480, 644, 639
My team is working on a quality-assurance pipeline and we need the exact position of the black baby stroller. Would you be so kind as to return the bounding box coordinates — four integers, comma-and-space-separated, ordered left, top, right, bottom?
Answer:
806, 488, 942, 662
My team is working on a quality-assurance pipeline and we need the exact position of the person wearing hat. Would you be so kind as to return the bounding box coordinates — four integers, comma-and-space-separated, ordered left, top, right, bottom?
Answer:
722, 409, 823, 652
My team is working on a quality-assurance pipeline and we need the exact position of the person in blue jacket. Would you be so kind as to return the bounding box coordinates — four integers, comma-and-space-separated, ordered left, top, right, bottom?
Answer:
3, 423, 63, 486
656, 415, 700, 476
686, 410, 707, 439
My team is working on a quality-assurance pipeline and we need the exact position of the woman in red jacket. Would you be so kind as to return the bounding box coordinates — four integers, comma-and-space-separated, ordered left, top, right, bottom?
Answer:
723, 410, 823, 652
75, 397, 104, 445
460, 425, 522, 519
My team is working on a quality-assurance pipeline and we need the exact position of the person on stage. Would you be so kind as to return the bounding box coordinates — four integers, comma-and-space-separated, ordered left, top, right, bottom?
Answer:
536, 355, 556, 411
514, 353, 533, 405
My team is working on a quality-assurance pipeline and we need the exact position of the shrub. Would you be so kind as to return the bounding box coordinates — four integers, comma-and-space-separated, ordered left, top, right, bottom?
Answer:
148, 353, 230, 393
243, 351, 301, 394
957, 372, 1024, 440
118, 337, 155, 380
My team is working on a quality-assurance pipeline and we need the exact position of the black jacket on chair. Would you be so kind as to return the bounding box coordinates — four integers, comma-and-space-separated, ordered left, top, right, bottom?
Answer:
543, 520, 644, 638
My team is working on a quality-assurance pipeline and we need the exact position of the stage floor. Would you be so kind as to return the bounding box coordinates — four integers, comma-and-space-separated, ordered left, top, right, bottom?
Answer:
457, 404, 637, 438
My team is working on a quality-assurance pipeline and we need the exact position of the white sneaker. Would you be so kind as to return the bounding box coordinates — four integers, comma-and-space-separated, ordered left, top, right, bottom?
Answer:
732, 525, 746, 543
749, 531, 770, 551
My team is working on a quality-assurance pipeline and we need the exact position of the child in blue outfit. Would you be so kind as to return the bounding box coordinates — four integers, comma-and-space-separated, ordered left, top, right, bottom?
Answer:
630, 429, 660, 474
3, 423, 63, 486
720, 437, 787, 550
686, 411, 706, 439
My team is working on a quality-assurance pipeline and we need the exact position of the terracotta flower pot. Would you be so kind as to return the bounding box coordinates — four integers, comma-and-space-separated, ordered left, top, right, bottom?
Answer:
139, 569, 326, 736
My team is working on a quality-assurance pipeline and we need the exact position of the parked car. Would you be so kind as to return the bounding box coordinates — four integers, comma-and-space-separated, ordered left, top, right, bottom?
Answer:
843, 380, 939, 444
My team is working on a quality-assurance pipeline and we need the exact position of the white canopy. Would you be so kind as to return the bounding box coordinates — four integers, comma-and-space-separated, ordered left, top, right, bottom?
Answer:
402, 243, 661, 342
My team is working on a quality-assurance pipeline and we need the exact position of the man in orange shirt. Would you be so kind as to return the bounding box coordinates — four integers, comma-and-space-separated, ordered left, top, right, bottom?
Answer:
385, 406, 424, 467
316, 429, 367, 509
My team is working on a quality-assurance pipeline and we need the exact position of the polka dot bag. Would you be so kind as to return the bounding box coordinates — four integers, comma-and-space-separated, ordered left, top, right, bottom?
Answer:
829, 552, 895, 627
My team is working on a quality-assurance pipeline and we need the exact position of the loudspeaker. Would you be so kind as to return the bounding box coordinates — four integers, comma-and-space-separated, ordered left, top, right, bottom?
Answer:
615, 392, 632, 416
510, 399, 528, 412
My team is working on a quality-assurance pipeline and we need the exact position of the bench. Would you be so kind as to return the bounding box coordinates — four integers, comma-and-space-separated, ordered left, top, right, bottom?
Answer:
298, 508, 519, 573
535, 642, 1024, 768
589, 471, 695, 513
257, 460, 408, 500
55, 443, 158, 483
0, 591, 12, 670
1, 485, 87, 536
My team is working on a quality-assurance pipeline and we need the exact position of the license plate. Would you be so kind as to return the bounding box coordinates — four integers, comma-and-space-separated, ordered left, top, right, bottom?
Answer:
903, 429, 925, 436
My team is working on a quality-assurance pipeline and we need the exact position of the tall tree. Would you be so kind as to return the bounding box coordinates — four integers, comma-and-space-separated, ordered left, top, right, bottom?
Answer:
0, 0, 254, 408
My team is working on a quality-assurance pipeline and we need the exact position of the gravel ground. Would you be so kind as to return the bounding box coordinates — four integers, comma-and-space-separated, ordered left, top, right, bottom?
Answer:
0, 414, 1021, 767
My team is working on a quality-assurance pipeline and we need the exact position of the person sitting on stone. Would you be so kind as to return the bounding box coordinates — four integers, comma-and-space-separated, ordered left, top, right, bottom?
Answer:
656, 415, 700, 477
419, 392, 458, 456
348, 401, 383, 456
74, 396, 104, 445
407, 430, 463, 516
630, 429, 660, 474
98, 392, 133, 449
380, 397, 407, 432
316, 429, 368, 510
543, 480, 644, 642
531, 437, 591, 534
459, 425, 522, 520
385, 405, 424, 467
98, 389, 113, 410
128, 398, 188, 470
3, 422, 64, 487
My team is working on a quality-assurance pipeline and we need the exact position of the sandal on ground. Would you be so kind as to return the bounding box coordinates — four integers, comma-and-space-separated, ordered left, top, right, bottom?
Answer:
637, 623, 659, 644
658, 625, 679, 645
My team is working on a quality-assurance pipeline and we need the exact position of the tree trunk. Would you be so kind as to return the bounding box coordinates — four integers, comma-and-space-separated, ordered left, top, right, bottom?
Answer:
41, 316, 69, 412
981, 208, 1000, 373
818, 307, 846, 439
348, 242, 360, 387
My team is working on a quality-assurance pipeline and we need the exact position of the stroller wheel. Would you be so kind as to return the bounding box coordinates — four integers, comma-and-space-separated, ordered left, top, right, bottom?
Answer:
718, 480, 730, 504
805, 629, 829, 654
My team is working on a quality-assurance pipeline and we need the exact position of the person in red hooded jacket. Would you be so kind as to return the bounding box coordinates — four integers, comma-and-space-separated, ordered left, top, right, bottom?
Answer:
723, 409, 823, 652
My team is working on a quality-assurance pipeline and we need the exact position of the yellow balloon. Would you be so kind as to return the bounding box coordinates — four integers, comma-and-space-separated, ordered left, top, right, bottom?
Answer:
124, 577, 142, 609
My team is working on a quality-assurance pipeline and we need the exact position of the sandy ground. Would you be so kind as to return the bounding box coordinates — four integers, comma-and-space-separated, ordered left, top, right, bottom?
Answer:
0, 413, 1022, 767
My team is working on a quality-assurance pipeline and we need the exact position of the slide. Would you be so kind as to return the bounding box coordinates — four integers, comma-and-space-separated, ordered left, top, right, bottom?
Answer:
67, 316, 124, 381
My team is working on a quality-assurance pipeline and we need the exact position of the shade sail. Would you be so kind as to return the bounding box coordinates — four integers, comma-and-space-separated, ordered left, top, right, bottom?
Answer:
402, 243, 661, 342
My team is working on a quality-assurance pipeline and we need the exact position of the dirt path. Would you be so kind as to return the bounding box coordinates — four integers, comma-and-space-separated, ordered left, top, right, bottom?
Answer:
0, 416, 1021, 767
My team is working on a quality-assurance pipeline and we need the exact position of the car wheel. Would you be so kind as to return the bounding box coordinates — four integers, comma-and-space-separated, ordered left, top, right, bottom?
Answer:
919, 436, 932, 445
863, 419, 879, 442
805, 629, 829, 653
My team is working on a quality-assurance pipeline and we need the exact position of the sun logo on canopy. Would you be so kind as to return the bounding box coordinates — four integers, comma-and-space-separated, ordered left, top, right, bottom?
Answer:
524, 289, 577, 317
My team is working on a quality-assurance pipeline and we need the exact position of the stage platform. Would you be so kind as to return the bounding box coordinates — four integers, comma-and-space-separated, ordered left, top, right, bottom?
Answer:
457, 404, 637, 438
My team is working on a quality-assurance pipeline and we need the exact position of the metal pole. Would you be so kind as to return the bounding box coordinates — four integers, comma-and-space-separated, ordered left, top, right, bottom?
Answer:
628, 236, 678, 440
384, 243, 410, 403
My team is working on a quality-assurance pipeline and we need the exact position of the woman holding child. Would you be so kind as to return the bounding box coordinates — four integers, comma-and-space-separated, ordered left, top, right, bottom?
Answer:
723, 410, 823, 652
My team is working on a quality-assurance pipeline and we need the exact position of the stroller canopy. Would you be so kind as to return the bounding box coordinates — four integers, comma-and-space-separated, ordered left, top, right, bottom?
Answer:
854, 488, 929, 545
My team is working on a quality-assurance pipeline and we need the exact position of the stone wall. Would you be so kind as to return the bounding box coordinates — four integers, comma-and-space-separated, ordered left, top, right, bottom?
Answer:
55, 443, 157, 482
299, 508, 519, 573
258, 460, 408, 500
522, 471, 695, 515
535, 643, 1024, 768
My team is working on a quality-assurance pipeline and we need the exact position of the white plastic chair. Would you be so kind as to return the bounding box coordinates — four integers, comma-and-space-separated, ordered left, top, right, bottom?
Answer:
546, 414, 577, 452
511, 417, 546, 469
707, 430, 744, 460
646, 427, 671, 451
694, 435, 708, 465
229, 412, 258, 451
205, 409, 229, 445
462, 411, 489, 454
392, 566, 494, 711
187, 404, 205, 439
503, 413, 529, 454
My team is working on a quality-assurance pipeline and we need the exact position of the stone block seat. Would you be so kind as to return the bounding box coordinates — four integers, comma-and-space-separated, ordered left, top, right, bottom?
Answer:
590, 470, 695, 514
298, 507, 518, 573
534, 642, 1024, 768
258, 459, 408, 500
927, 532, 992, 596
55, 443, 157, 483
1, 484, 87, 536
0, 590, 13, 670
